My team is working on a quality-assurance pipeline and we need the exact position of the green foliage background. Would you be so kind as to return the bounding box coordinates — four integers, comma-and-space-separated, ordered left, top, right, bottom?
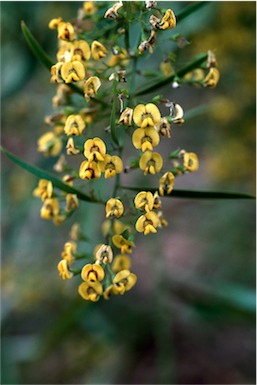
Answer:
1, 2, 256, 384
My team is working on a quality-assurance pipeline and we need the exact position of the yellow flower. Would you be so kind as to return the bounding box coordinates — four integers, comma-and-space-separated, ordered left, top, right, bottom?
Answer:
108, 49, 128, 67
61, 61, 85, 83
33, 179, 53, 201
57, 22, 75, 41
112, 269, 137, 295
37, 132, 62, 157
160, 61, 174, 77
105, 198, 124, 218
104, 1, 123, 20
53, 214, 66, 226
133, 103, 161, 129
64, 114, 85, 136
71, 40, 91, 62
139, 151, 163, 175
159, 9, 176, 30
99, 154, 123, 178
112, 234, 135, 254
84, 76, 101, 102
70, 223, 80, 241
103, 284, 114, 300
134, 191, 154, 212
159, 172, 175, 196
48, 17, 63, 29
66, 137, 80, 155
81, 263, 105, 282
135, 211, 160, 235
57, 259, 73, 280
112, 255, 131, 273
91, 41, 108, 61
95, 244, 113, 264
79, 160, 101, 180
84, 137, 106, 161
203, 67, 220, 88
61, 241, 77, 264
40, 198, 59, 220
183, 152, 199, 172
66, 194, 79, 212
50, 62, 64, 83
118, 107, 133, 126
138, 30, 156, 54
83, 1, 97, 15
132, 127, 160, 152
78, 281, 103, 302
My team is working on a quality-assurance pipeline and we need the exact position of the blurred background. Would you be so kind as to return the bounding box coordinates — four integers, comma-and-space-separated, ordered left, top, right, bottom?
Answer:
1, 2, 256, 384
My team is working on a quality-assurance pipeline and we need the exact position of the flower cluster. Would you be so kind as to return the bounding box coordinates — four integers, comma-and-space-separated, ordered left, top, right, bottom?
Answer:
32, 2, 219, 302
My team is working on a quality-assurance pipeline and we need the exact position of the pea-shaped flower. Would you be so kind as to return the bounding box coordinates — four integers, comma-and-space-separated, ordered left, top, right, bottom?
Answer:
71, 40, 91, 61
37, 132, 62, 157
91, 41, 108, 61
57, 259, 74, 280
133, 103, 161, 129
78, 281, 103, 302
40, 198, 59, 220
159, 9, 176, 30
64, 114, 85, 136
57, 22, 75, 41
132, 127, 160, 152
79, 160, 101, 180
84, 76, 101, 102
183, 152, 199, 172
61, 61, 85, 83
95, 244, 113, 264
33, 179, 53, 201
105, 198, 124, 218
112, 234, 135, 254
134, 191, 154, 212
112, 255, 131, 273
135, 211, 160, 235
81, 263, 105, 282
159, 172, 175, 196
61, 241, 77, 264
139, 151, 163, 175
84, 137, 106, 162
112, 269, 137, 295
99, 154, 123, 178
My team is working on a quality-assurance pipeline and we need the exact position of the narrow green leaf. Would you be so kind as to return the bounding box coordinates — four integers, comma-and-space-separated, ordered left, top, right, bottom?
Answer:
135, 53, 208, 96
1, 146, 102, 203
21, 21, 84, 96
21, 20, 53, 70
121, 186, 255, 200
176, 1, 209, 23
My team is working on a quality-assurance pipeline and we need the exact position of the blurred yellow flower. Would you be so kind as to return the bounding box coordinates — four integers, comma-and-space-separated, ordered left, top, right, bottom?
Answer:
50, 62, 63, 83
66, 194, 79, 212
37, 132, 62, 157
135, 211, 160, 235
33, 179, 53, 201
57, 259, 74, 279
78, 281, 103, 301
64, 114, 85, 136
112, 269, 137, 295
132, 127, 160, 152
204, 67, 220, 88
139, 151, 163, 175
83, 1, 97, 15
105, 198, 124, 218
61, 61, 85, 83
99, 154, 123, 178
112, 255, 131, 273
159, 9, 176, 30
84, 76, 101, 101
84, 137, 106, 161
71, 40, 91, 61
159, 171, 175, 196
91, 41, 108, 61
183, 152, 199, 172
57, 22, 75, 41
79, 160, 101, 180
48, 17, 63, 29
61, 241, 77, 264
40, 198, 59, 219
112, 234, 135, 254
